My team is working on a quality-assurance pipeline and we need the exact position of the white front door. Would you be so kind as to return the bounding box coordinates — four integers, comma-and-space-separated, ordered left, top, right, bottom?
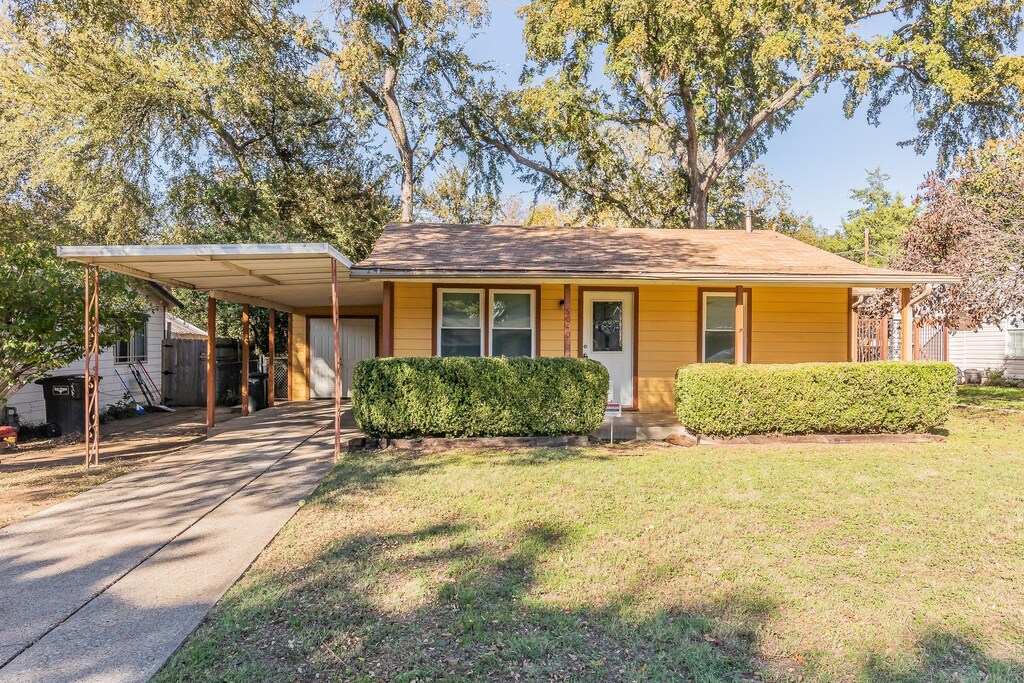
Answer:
582, 291, 634, 408
309, 318, 376, 399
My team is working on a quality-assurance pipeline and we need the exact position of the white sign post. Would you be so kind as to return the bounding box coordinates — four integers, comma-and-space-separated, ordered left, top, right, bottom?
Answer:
604, 402, 622, 444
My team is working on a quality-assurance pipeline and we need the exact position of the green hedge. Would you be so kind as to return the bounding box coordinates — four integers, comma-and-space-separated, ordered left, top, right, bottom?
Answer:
352, 356, 609, 438
674, 361, 957, 436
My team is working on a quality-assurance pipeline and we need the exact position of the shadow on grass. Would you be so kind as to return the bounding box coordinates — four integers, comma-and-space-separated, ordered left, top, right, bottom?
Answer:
155, 449, 1024, 683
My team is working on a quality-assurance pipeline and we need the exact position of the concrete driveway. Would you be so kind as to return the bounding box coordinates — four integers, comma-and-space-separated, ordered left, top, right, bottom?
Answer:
0, 401, 353, 683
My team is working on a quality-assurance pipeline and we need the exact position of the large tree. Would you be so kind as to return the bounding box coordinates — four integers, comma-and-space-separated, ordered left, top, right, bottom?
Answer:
0, 0, 394, 256
306, 0, 496, 222
464, 0, 1024, 229
893, 135, 1024, 329
0, 202, 146, 409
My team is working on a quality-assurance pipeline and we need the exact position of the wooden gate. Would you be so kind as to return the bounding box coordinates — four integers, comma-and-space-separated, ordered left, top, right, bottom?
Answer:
162, 339, 244, 406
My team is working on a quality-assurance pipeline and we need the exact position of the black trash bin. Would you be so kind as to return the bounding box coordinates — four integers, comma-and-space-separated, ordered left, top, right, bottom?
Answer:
35, 375, 98, 436
247, 372, 269, 413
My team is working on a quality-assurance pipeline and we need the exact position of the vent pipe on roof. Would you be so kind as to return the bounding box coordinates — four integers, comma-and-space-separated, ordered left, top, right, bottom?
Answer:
744, 206, 753, 233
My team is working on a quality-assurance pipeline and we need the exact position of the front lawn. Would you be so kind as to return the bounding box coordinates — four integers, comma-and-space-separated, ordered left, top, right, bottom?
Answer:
957, 385, 1024, 410
156, 409, 1024, 682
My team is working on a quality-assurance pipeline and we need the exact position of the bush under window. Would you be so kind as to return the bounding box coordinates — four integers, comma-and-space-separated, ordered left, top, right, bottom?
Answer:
674, 361, 956, 436
352, 357, 609, 438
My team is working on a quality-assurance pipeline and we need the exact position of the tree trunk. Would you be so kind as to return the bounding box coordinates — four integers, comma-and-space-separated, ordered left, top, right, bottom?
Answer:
689, 183, 709, 230
399, 152, 414, 222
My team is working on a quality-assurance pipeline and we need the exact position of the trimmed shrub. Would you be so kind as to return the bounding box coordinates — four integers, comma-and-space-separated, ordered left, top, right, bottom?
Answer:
352, 356, 609, 438
674, 361, 957, 436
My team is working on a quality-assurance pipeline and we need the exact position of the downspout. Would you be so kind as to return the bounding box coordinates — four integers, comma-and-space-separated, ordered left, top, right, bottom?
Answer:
908, 284, 933, 308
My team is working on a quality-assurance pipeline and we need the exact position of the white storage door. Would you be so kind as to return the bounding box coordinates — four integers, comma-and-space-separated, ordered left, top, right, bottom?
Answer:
309, 318, 376, 398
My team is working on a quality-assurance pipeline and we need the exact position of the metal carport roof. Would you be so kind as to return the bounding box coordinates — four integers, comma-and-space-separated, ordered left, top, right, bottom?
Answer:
56, 243, 382, 312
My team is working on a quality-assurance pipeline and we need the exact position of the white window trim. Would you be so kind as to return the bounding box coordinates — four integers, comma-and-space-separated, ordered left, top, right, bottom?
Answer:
437, 288, 484, 357
1007, 328, 1024, 360
115, 326, 148, 365
489, 289, 536, 357
701, 291, 750, 363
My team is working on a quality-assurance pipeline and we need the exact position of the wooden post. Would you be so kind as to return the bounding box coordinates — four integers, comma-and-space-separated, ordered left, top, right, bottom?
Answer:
268, 308, 276, 408
900, 288, 913, 361
563, 284, 571, 357
849, 290, 859, 362
734, 285, 745, 364
206, 296, 216, 429
331, 260, 341, 460
83, 265, 100, 467
382, 281, 393, 357
241, 304, 250, 416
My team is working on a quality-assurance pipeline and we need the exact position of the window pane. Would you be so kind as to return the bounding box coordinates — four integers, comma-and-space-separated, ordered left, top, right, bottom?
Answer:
441, 328, 482, 357
1010, 331, 1024, 358
704, 331, 735, 363
493, 293, 531, 328
134, 327, 147, 362
492, 329, 532, 357
592, 301, 622, 352
441, 292, 481, 328
115, 340, 129, 364
705, 295, 735, 331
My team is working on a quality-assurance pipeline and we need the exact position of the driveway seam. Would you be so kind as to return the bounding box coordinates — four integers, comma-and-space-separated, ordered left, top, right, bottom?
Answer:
0, 424, 327, 671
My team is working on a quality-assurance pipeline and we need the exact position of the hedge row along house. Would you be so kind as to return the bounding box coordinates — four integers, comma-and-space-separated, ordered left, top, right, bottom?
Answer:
59, 223, 956, 456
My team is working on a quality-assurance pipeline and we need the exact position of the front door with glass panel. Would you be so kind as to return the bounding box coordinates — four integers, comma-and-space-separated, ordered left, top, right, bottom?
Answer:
582, 291, 634, 408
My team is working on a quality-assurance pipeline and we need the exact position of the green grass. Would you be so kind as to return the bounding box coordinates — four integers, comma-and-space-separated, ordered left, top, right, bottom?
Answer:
156, 410, 1024, 682
956, 385, 1024, 410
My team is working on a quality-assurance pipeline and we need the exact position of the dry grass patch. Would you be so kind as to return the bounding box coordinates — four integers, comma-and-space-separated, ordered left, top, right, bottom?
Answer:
156, 410, 1024, 682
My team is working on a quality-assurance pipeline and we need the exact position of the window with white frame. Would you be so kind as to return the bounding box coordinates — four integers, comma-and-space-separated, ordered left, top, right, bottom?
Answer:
115, 325, 147, 364
437, 288, 536, 357
490, 290, 535, 356
701, 291, 748, 363
1008, 329, 1024, 359
438, 290, 484, 357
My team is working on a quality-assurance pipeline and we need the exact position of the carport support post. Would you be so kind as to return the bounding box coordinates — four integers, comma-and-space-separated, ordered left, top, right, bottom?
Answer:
900, 287, 913, 362
241, 304, 250, 416
268, 308, 276, 407
206, 296, 216, 429
83, 265, 100, 468
331, 260, 341, 460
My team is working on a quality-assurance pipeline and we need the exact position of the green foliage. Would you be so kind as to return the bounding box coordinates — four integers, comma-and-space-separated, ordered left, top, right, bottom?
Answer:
674, 362, 957, 436
1, 0, 395, 253
0, 241, 147, 407
101, 393, 141, 422
466, 0, 1024, 229
819, 169, 917, 267
352, 357, 609, 437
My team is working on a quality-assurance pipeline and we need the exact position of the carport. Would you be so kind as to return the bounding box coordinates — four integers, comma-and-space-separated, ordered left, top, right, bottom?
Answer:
57, 243, 382, 465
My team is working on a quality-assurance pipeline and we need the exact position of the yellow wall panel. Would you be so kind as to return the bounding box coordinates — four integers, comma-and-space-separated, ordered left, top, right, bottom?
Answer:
393, 282, 433, 356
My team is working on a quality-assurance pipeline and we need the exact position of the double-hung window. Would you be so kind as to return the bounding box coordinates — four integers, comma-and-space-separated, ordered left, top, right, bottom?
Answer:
438, 290, 484, 357
490, 290, 535, 356
701, 291, 748, 363
1008, 329, 1024, 359
437, 288, 536, 357
115, 325, 147, 364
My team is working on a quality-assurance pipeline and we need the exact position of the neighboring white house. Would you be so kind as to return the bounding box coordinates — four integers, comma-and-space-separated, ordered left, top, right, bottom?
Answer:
948, 321, 1024, 379
6, 284, 183, 424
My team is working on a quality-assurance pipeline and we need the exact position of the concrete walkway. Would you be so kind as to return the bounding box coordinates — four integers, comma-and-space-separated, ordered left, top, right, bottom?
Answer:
0, 401, 355, 683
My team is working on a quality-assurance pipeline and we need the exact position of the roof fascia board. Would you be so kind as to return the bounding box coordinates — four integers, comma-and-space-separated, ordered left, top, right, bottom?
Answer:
349, 270, 959, 287
57, 243, 354, 268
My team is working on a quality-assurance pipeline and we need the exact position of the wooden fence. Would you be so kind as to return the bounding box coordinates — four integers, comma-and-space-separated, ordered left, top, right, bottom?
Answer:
162, 338, 256, 406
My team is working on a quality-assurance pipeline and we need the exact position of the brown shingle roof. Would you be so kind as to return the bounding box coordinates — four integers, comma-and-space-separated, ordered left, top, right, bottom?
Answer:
354, 223, 956, 285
